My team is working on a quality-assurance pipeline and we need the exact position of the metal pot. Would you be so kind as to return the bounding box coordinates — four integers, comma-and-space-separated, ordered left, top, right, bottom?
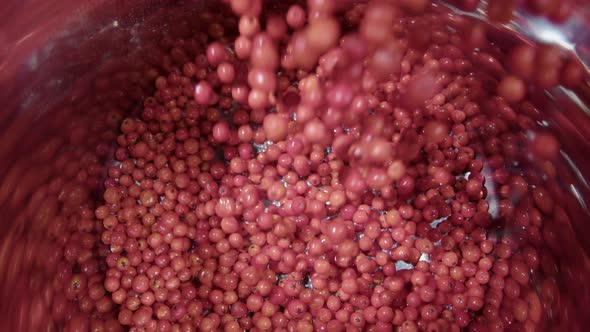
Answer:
0, 0, 589, 330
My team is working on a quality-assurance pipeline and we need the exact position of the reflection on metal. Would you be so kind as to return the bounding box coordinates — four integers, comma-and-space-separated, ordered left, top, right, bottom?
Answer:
570, 184, 589, 213
395, 260, 414, 271
419, 253, 431, 263
429, 217, 446, 229
559, 87, 590, 117
441, 0, 590, 70
526, 18, 575, 51
562, 151, 590, 192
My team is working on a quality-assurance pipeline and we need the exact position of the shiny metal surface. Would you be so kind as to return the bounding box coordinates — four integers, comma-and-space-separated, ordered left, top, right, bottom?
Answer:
0, 1, 200, 328
1, 0, 590, 330
444, 1, 590, 67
